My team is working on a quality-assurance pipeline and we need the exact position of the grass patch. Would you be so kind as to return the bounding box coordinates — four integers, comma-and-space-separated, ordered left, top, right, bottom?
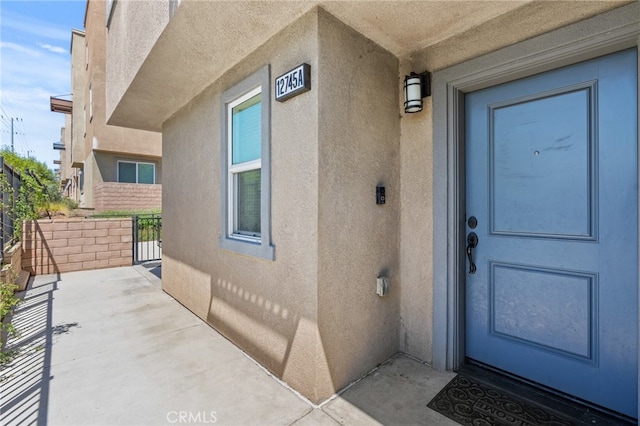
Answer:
90, 208, 161, 218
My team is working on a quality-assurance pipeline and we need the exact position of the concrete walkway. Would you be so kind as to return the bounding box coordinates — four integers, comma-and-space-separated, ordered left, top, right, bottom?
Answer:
1, 266, 457, 425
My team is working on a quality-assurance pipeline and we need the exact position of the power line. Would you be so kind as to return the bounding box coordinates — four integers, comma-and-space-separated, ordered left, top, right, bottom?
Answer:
0, 104, 22, 132
12, 117, 29, 150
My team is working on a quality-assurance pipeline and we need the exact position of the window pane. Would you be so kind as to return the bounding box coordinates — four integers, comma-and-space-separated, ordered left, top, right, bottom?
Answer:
118, 162, 136, 183
138, 163, 155, 184
232, 94, 261, 164
236, 169, 261, 235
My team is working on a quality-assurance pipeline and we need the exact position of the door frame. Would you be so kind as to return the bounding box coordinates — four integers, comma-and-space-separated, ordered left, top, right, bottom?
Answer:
431, 1, 640, 415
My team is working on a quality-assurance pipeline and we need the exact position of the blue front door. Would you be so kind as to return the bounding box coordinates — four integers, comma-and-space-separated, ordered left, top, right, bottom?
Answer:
465, 49, 638, 418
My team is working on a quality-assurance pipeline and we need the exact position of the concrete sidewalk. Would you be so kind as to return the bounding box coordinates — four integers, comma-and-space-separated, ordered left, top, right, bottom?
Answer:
1, 266, 456, 425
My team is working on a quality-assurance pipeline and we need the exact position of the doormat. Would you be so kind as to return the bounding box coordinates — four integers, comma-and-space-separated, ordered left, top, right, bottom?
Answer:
427, 374, 576, 426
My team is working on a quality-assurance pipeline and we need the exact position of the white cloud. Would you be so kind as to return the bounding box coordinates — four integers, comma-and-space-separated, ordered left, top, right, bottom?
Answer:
2, 39, 70, 89
0, 41, 41, 57
0, 4, 80, 169
2, 10, 71, 42
0, 87, 66, 169
37, 42, 68, 54
0, 45, 72, 169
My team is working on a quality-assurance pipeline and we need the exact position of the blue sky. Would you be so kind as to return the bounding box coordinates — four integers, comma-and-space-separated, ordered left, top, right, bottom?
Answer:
0, 0, 86, 169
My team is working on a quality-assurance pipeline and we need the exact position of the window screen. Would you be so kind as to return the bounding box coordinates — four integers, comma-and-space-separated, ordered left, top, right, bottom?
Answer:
236, 169, 261, 235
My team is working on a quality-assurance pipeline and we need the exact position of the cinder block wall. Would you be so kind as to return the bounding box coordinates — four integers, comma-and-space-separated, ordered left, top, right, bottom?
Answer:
1, 242, 22, 283
94, 183, 162, 212
22, 218, 133, 275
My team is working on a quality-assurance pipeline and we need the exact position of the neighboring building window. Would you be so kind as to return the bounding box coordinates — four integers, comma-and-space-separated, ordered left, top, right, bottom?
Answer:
83, 106, 86, 136
117, 161, 155, 184
106, 0, 116, 27
220, 65, 274, 260
89, 83, 93, 121
85, 43, 88, 69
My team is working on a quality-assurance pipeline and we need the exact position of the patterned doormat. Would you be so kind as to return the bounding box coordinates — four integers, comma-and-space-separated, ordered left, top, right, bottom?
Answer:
428, 374, 577, 426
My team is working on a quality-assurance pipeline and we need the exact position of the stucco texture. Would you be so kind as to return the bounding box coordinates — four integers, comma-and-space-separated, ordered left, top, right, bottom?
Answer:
79, 0, 162, 209
155, 0, 634, 405
105, 0, 170, 126
162, 8, 402, 402
162, 10, 325, 401
399, 94, 434, 363
316, 10, 400, 395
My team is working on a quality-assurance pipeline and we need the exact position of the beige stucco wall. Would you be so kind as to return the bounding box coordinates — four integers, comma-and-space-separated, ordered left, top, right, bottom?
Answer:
105, 0, 170, 125
71, 30, 85, 168
105, 0, 634, 406
83, 151, 97, 208
398, 93, 434, 363
163, 9, 323, 401
162, 8, 400, 402
73, 0, 163, 209
58, 116, 73, 185
316, 10, 400, 392
85, 0, 161, 159
410, 1, 630, 74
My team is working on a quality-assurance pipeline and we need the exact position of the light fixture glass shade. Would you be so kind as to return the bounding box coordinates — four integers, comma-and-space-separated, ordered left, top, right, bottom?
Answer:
404, 74, 423, 113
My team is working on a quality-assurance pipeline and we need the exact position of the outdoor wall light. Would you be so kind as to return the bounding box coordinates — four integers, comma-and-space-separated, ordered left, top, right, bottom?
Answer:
403, 71, 431, 113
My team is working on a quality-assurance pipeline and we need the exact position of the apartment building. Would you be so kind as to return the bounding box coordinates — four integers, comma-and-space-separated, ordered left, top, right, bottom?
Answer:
51, 0, 161, 211
50, 111, 79, 200
104, 0, 639, 419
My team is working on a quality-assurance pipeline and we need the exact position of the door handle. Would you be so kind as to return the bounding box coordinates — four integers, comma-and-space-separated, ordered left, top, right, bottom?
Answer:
466, 232, 478, 274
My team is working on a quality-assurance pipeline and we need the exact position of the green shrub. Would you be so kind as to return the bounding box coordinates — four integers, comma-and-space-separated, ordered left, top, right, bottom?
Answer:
61, 197, 79, 210
0, 279, 21, 365
0, 150, 59, 243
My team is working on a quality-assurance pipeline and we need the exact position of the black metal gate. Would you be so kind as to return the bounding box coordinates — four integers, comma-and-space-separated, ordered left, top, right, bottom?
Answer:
133, 214, 162, 263
0, 157, 21, 254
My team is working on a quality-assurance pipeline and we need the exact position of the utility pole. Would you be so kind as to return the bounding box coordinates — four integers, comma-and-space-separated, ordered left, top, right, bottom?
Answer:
10, 117, 21, 153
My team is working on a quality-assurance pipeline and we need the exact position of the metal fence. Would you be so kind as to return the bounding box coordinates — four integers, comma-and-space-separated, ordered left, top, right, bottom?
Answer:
0, 157, 21, 253
133, 214, 162, 263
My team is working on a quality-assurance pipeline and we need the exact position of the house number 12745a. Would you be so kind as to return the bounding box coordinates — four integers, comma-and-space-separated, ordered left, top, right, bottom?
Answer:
275, 64, 311, 102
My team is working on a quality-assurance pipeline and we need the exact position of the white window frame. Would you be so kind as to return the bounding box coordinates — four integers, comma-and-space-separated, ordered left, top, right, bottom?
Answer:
227, 87, 262, 242
89, 82, 93, 122
220, 65, 274, 260
117, 160, 156, 184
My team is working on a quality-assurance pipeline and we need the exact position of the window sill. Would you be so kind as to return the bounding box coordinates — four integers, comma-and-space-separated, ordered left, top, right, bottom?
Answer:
219, 236, 275, 261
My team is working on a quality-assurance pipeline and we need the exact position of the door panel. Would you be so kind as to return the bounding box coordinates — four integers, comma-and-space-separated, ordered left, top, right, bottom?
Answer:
491, 84, 595, 239
465, 49, 638, 417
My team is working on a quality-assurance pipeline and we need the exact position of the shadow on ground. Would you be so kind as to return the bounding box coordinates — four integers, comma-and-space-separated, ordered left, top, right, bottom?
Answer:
0, 275, 68, 425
